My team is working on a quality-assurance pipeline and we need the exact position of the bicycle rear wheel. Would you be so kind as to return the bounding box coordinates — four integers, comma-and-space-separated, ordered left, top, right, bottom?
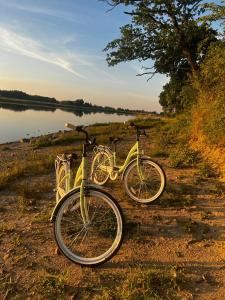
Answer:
91, 151, 111, 185
124, 158, 166, 203
53, 187, 124, 266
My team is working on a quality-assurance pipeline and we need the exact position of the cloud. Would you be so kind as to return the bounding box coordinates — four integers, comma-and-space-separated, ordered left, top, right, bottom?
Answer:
0, 0, 85, 24
0, 26, 87, 78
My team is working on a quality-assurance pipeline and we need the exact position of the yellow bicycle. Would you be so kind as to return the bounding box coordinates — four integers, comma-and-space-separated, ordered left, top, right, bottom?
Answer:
91, 122, 166, 203
51, 123, 124, 266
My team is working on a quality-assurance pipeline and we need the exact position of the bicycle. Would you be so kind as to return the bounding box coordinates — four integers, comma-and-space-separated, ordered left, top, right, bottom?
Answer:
51, 123, 124, 266
91, 122, 166, 203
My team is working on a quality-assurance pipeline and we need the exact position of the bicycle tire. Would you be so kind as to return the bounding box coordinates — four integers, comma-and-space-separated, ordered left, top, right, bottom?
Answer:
123, 158, 166, 203
53, 187, 124, 266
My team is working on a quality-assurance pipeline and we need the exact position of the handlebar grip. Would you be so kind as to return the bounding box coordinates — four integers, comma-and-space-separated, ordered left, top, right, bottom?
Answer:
65, 123, 76, 130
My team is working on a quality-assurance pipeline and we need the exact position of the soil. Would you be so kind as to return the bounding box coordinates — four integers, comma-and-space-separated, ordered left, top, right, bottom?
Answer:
0, 129, 224, 300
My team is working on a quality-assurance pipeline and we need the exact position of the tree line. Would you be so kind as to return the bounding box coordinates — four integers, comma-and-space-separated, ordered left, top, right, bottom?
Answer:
0, 90, 151, 115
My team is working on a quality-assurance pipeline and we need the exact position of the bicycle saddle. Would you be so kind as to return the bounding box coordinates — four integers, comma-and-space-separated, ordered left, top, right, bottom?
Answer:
57, 152, 78, 161
109, 137, 121, 144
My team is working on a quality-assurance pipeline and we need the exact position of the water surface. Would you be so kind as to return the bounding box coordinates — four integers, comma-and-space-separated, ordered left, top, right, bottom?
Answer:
0, 107, 132, 143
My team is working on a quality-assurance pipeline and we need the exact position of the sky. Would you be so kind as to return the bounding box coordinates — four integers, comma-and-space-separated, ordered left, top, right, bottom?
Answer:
0, 0, 169, 111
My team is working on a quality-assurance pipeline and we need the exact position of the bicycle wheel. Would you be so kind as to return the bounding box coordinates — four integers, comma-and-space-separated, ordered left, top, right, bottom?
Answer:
53, 187, 124, 266
91, 151, 111, 185
56, 164, 69, 203
123, 158, 166, 203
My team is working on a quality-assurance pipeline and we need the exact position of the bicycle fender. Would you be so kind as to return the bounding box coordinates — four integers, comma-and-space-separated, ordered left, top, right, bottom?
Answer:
50, 187, 81, 222
121, 155, 152, 181
50, 184, 105, 222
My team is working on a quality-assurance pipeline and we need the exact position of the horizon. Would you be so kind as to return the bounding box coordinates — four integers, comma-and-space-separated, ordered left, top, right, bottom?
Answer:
0, 0, 169, 112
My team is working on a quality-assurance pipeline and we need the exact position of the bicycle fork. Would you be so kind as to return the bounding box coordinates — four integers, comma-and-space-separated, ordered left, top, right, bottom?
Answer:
77, 157, 90, 225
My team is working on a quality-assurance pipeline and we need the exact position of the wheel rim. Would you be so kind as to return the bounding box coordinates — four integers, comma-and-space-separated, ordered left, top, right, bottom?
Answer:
92, 152, 111, 185
54, 190, 123, 265
125, 160, 165, 203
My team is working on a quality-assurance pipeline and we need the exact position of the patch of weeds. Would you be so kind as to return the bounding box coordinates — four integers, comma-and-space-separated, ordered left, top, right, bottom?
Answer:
12, 233, 23, 247
176, 218, 210, 240
126, 222, 141, 238
16, 183, 39, 212
16, 179, 53, 212
198, 162, 218, 178
0, 273, 17, 299
94, 267, 187, 300
212, 181, 225, 196
0, 155, 55, 190
176, 218, 198, 235
1, 146, 10, 151
150, 147, 169, 158
32, 209, 52, 223
169, 145, 197, 168
201, 211, 212, 221
0, 223, 15, 237
0, 162, 26, 190
35, 274, 69, 299
30, 136, 53, 149
159, 193, 194, 208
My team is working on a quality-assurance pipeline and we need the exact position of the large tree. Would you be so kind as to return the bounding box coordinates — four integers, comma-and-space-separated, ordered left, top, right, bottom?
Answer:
103, 0, 217, 79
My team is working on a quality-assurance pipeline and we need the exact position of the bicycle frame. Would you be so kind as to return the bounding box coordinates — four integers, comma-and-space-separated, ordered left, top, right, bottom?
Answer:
99, 140, 144, 181
56, 148, 90, 225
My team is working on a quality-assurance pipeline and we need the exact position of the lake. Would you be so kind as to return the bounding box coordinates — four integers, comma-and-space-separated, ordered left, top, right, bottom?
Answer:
0, 106, 133, 144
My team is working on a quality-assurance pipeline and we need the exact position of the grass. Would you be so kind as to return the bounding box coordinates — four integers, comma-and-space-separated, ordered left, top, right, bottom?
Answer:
197, 162, 218, 179
92, 266, 187, 300
0, 273, 17, 300
0, 146, 11, 151
0, 154, 55, 190
14, 179, 53, 212
34, 272, 74, 299
0, 223, 15, 237
158, 184, 195, 208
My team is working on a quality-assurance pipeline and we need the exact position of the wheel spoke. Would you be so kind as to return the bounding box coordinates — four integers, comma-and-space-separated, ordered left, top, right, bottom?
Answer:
54, 189, 123, 265
124, 159, 165, 203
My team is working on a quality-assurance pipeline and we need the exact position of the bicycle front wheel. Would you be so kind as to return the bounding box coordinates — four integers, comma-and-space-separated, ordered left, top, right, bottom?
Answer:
124, 158, 166, 203
54, 187, 124, 266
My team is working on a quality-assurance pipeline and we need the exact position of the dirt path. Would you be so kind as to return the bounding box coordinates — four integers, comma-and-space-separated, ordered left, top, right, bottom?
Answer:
0, 130, 224, 299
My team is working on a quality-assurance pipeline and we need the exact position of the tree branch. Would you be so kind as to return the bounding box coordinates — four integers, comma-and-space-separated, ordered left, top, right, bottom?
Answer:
124, 11, 168, 29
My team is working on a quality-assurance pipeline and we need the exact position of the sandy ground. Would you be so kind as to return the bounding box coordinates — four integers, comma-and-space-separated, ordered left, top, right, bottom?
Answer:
0, 131, 224, 299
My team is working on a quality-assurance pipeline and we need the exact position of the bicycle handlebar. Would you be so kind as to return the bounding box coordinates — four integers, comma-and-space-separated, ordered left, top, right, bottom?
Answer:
65, 123, 76, 130
65, 123, 96, 146
128, 122, 148, 138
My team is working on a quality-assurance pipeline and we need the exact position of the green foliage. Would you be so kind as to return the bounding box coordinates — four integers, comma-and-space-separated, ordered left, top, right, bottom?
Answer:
194, 40, 225, 146
200, 1, 225, 30
198, 162, 217, 178
103, 1, 217, 78
36, 275, 67, 298
159, 75, 197, 113
93, 267, 186, 300
169, 144, 197, 168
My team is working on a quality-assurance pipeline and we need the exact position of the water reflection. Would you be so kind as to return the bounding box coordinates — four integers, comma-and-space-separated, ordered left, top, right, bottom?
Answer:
0, 101, 130, 117
0, 102, 133, 143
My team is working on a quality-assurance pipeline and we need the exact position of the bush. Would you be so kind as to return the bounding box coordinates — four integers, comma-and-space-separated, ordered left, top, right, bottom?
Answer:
169, 144, 197, 168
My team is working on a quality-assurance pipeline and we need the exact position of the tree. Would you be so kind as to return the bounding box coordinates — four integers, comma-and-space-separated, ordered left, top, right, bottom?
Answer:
200, 1, 225, 30
103, 0, 217, 78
